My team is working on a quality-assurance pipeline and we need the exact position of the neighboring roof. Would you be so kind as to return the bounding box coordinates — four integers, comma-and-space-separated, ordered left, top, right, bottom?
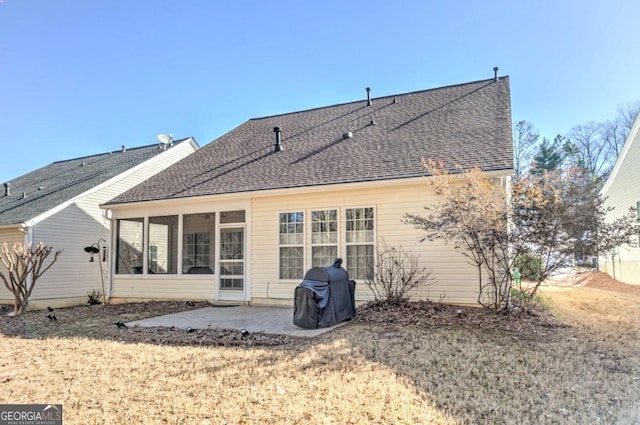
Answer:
0, 139, 194, 225
109, 77, 513, 205
600, 111, 640, 196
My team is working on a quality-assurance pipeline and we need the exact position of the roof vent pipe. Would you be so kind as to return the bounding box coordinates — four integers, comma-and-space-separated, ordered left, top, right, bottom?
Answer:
493, 66, 499, 82
4, 182, 10, 197
121, 145, 126, 153
365, 87, 372, 106
273, 127, 283, 152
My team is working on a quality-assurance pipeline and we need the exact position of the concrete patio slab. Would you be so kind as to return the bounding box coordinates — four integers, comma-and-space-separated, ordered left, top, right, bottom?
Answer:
126, 305, 347, 337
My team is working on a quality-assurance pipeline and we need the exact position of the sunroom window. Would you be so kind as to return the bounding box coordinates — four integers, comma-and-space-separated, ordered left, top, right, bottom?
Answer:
183, 213, 215, 274
116, 218, 144, 274
148, 215, 178, 274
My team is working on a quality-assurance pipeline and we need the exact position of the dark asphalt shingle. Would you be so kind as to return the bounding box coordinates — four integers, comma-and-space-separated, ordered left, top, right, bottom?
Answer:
109, 77, 513, 205
0, 140, 191, 225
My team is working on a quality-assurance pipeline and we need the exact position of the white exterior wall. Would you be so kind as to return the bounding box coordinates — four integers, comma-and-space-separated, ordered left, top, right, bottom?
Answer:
9, 141, 198, 309
600, 115, 640, 285
110, 198, 249, 302
251, 181, 480, 305
109, 175, 508, 305
0, 228, 27, 304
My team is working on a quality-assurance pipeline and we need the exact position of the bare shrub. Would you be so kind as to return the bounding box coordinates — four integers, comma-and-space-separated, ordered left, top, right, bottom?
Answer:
365, 240, 435, 303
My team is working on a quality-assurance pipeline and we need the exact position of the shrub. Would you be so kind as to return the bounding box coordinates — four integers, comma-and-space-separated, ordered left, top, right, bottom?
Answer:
514, 253, 542, 281
365, 240, 436, 303
87, 289, 103, 305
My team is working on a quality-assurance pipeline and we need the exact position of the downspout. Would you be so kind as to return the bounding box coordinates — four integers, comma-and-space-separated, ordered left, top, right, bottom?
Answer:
106, 210, 114, 300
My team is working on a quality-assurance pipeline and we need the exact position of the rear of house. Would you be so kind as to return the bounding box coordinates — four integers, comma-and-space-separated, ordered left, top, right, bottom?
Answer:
0, 139, 198, 309
104, 76, 514, 305
599, 112, 640, 284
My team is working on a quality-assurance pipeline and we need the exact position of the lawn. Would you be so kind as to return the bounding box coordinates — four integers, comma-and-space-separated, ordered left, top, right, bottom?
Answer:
1, 271, 639, 424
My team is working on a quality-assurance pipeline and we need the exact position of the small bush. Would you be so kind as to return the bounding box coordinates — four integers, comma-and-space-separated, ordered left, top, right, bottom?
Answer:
87, 289, 103, 305
365, 240, 436, 303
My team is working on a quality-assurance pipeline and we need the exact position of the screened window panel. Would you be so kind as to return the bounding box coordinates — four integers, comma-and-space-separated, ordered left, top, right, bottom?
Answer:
116, 218, 144, 274
220, 229, 244, 260
220, 278, 243, 290
148, 215, 178, 274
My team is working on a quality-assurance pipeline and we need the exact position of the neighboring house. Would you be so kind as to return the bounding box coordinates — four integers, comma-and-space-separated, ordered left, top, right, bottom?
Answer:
0, 138, 199, 309
599, 112, 640, 284
104, 76, 513, 306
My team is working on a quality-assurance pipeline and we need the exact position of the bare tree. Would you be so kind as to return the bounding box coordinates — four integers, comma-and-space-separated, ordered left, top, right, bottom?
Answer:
0, 242, 63, 316
565, 121, 611, 182
513, 120, 539, 177
601, 101, 640, 158
405, 159, 512, 310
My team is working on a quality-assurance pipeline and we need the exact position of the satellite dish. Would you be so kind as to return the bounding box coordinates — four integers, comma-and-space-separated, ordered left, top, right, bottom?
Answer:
157, 134, 174, 149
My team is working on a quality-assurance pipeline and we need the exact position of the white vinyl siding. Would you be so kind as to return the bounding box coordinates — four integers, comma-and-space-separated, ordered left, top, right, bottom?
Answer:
250, 179, 494, 304
0, 229, 26, 303
3, 140, 198, 308
600, 115, 640, 285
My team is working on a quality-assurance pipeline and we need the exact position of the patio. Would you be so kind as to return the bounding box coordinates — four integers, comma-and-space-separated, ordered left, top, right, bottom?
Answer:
126, 305, 347, 337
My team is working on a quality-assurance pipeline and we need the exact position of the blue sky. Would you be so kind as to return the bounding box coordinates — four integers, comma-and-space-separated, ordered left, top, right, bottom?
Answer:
1, 0, 639, 183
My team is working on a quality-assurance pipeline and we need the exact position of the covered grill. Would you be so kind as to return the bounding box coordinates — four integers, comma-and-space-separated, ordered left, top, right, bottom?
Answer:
293, 258, 356, 329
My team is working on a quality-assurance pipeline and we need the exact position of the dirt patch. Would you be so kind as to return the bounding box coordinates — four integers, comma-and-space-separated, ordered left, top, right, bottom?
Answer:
550, 269, 640, 295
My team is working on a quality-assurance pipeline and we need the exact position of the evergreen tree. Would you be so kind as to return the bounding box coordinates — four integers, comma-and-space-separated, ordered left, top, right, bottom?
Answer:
531, 135, 565, 175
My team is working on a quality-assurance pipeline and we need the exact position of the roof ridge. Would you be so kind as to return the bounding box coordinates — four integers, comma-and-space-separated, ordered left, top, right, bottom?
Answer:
249, 76, 508, 121
51, 138, 190, 165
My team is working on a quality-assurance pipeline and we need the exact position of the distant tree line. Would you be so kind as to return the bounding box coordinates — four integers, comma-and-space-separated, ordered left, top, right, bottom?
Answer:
513, 101, 640, 184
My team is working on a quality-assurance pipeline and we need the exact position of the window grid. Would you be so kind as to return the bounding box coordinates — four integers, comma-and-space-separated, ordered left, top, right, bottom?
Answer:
345, 207, 375, 280
311, 209, 338, 267
279, 212, 304, 279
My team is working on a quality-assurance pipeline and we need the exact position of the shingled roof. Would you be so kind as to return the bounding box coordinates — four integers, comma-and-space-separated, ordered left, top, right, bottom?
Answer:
109, 77, 513, 205
0, 140, 192, 225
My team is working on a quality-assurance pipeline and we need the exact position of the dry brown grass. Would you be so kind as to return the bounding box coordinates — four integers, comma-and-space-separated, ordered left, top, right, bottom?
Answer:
1, 274, 639, 424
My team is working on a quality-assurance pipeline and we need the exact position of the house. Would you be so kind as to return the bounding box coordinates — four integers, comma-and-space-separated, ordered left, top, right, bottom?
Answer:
103, 76, 513, 306
0, 138, 199, 310
599, 112, 640, 284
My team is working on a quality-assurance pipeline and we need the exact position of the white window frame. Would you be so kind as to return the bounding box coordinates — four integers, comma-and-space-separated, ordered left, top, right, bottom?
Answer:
310, 208, 339, 268
278, 211, 305, 280
344, 206, 376, 281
